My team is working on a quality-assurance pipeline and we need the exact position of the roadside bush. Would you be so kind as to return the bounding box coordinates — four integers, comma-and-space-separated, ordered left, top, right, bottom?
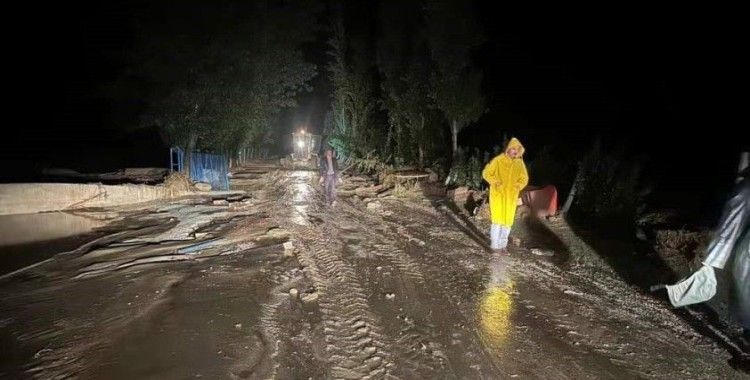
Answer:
445, 147, 485, 190
567, 141, 651, 231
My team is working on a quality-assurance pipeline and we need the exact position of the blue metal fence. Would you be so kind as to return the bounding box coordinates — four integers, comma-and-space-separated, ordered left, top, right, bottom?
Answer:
170, 147, 229, 191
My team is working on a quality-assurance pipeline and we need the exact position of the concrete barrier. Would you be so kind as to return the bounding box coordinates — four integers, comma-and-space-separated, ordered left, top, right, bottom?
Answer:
0, 183, 193, 216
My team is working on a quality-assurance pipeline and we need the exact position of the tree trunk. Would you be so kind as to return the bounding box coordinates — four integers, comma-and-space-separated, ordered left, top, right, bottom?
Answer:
183, 132, 197, 179
395, 123, 403, 162
418, 145, 425, 170
418, 115, 426, 170
385, 122, 394, 159
451, 120, 459, 160
562, 162, 583, 214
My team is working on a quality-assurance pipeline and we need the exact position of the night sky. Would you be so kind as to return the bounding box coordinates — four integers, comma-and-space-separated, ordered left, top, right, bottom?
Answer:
4, 2, 743, 223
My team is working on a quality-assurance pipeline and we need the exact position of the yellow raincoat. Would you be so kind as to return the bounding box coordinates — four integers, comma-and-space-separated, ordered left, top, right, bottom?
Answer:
482, 138, 529, 227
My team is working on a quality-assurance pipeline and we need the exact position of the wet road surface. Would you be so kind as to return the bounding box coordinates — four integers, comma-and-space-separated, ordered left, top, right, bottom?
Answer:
0, 170, 745, 379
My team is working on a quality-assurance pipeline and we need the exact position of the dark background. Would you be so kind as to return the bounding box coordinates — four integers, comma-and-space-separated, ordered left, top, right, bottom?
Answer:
3, 1, 743, 224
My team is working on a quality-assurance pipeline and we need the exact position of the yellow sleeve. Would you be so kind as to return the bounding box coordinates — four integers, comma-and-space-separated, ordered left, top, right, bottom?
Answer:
482, 158, 498, 185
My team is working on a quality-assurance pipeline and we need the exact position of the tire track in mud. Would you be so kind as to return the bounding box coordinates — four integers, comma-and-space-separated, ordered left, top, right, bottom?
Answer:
227, 174, 322, 378
357, 202, 485, 300
329, 204, 453, 377
296, 184, 453, 377
374, 245, 426, 285
256, 283, 289, 379
268, 173, 394, 379
329, 205, 425, 286
293, 230, 394, 379
334, 199, 499, 376
270, 172, 494, 377
332, 203, 426, 287
365, 200, 502, 376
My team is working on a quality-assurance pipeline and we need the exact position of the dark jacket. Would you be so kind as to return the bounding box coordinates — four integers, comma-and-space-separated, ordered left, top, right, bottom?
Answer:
319, 153, 339, 176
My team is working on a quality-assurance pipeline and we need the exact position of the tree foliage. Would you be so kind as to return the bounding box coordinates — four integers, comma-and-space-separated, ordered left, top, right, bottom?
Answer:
325, 0, 486, 168
128, 2, 319, 162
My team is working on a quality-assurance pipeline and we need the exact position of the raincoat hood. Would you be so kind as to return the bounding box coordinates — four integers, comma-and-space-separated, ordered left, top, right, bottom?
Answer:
504, 137, 525, 158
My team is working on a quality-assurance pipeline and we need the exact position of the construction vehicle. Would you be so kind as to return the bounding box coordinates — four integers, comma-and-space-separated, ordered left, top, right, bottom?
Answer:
285, 130, 321, 170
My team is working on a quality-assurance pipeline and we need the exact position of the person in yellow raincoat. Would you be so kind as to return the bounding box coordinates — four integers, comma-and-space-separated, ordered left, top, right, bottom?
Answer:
482, 137, 529, 252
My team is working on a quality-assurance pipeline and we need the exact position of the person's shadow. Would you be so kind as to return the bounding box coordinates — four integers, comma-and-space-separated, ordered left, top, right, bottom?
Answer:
430, 198, 493, 252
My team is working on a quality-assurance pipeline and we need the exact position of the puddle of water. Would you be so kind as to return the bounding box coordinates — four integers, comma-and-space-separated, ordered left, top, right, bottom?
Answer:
0, 212, 110, 275
0, 212, 108, 247
291, 171, 314, 226
293, 205, 310, 226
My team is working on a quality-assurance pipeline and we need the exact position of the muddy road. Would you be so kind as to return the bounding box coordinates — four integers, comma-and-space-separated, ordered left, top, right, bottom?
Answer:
0, 170, 746, 379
